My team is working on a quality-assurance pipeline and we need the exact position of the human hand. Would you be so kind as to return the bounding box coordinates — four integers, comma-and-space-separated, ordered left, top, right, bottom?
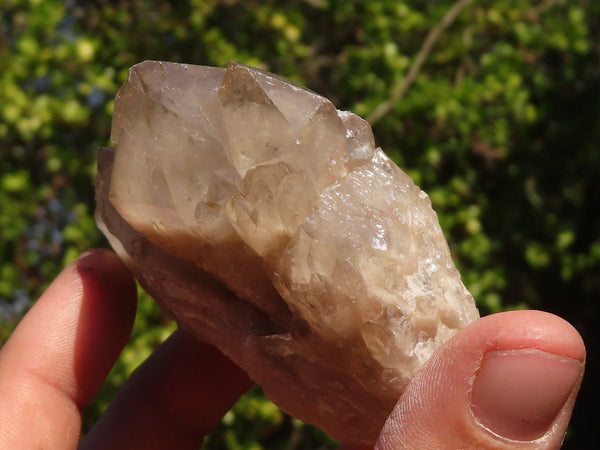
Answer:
0, 249, 585, 449
0, 249, 252, 449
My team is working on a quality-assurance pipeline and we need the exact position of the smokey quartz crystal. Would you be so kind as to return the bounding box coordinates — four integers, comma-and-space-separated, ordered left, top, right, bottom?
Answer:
95, 60, 479, 444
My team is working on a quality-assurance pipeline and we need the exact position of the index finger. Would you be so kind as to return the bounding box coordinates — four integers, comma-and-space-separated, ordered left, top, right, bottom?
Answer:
0, 249, 137, 449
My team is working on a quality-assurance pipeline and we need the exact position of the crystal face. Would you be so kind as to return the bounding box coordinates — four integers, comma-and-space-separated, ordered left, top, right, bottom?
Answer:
95, 60, 479, 444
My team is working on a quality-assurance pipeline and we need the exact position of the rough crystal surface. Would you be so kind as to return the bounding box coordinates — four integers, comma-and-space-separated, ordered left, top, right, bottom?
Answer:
95, 60, 479, 444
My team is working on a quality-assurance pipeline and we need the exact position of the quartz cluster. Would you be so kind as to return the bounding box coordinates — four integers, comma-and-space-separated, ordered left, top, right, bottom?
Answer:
95, 60, 479, 444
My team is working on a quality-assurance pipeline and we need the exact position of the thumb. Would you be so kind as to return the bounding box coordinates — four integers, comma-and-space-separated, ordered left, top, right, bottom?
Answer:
376, 310, 585, 449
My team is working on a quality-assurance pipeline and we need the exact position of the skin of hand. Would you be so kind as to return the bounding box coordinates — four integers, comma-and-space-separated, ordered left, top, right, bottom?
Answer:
0, 249, 585, 449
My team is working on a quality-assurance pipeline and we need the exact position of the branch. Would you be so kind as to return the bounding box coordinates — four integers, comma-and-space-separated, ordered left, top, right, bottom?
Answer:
367, 0, 474, 125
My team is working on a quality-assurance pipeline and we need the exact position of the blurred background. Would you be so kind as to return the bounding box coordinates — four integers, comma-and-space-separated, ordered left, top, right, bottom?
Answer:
0, 0, 598, 448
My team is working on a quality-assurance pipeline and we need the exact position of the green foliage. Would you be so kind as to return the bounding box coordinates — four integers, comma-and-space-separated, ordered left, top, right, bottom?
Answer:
205, 386, 338, 450
1, 0, 599, 447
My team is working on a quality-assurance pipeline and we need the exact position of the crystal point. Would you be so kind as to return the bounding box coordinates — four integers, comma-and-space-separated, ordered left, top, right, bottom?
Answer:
96, 60, 479, 444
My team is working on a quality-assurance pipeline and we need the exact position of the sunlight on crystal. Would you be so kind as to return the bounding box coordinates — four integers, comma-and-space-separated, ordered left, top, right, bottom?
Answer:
96, 60, 479, 445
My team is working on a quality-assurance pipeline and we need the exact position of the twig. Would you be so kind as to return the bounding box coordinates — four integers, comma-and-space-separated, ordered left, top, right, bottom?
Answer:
367, 0, 474, 125
535, 0, 563, 14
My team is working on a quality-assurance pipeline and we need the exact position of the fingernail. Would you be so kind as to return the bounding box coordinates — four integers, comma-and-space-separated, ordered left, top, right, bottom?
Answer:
75, 248, 135, 293
470, 348, 582, 441
76, 248, 112, 273
77, 248, 99, 262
